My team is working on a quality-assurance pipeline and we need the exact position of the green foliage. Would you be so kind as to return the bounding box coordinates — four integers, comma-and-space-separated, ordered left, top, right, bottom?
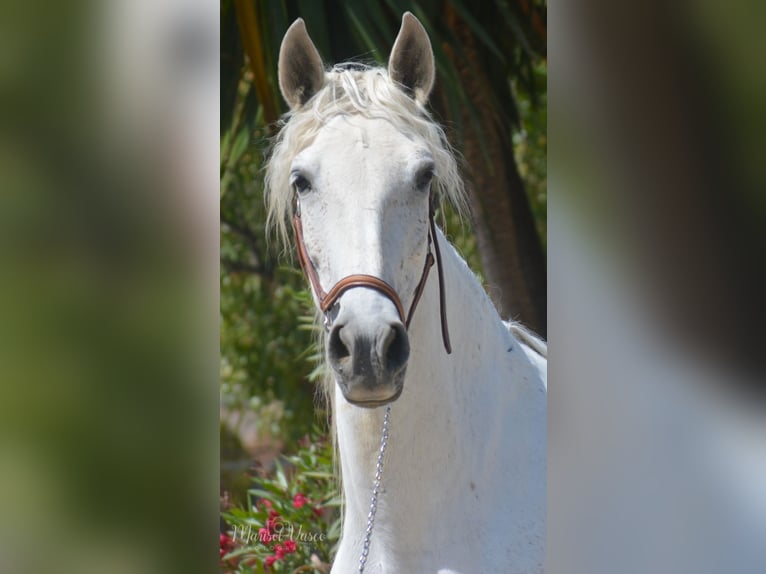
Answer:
221, 69, 323, 446
221, 434, 340, 573
513, 61, 548, 248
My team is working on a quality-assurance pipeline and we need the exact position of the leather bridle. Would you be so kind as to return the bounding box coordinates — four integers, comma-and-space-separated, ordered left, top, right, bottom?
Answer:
291, 195, 452, 354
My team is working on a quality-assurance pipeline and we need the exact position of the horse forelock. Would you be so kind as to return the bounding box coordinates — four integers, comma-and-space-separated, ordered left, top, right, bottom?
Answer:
264, 65, 467, 251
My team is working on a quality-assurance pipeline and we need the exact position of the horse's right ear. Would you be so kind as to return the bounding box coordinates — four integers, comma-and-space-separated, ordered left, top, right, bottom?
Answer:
388, 12, 435, 105
278, 19, 325, 110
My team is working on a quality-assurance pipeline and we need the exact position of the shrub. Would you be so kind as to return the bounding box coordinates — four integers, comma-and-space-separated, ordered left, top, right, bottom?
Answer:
221, 433, 340, 573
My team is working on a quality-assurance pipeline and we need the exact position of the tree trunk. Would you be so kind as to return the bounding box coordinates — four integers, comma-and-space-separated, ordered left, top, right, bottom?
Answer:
444, 10, 547, 337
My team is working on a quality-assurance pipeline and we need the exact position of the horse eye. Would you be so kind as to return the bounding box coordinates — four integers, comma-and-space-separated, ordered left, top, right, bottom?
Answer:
415, 166, 435, 190
292, 174, 312, 195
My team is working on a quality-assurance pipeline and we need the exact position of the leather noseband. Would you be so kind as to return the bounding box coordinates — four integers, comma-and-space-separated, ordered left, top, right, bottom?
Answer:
292, 195, 452, 354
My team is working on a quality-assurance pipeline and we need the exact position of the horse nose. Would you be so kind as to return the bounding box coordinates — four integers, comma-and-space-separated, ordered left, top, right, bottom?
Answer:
377, 322, 409, 374
327, 322, 410, 377
327, 321, 410, 405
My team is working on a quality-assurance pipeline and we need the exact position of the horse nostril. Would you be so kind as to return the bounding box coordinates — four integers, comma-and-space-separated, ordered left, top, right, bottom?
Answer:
328, 324, 350, 362
380, 323, 410, 375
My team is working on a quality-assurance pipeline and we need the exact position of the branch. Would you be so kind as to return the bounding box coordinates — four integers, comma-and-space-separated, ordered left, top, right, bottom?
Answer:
221, 257, 269, 276
221, 214, 267, 267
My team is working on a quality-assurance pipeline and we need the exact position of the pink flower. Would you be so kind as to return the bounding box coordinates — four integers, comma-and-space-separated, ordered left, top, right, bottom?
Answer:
219, 533, 232, 549
258, 527, 271, 543
293, 493, 307, 509
266, 517, 279, 531
274, 544, 286, 559
264, 555, 277, 567
284, 539, 297, 553
268, 509, 280, 520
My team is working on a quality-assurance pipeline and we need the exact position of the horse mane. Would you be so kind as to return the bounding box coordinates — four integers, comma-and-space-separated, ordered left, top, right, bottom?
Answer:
506, 321, 548, 358
264, 63, 468, 250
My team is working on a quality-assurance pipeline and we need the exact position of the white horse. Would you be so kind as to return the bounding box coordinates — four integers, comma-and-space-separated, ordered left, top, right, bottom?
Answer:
267, 13, 546, 574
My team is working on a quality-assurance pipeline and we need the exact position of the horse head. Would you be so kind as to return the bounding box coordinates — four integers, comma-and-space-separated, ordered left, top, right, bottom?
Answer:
275, 14, 443, 407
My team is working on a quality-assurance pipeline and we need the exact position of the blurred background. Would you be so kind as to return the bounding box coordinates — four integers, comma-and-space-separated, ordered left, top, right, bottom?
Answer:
0, 0, 764, 573
0, 1, 220, 573
549, 1, 766, 573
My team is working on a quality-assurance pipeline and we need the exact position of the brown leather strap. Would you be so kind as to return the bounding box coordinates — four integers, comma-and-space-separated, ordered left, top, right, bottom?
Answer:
406, 252, 433, 328
292, 212, 327, 300
429, 205, 452, 354
292, 196, 451, 354
321, 274, 406, 323
294, 212, 407, 322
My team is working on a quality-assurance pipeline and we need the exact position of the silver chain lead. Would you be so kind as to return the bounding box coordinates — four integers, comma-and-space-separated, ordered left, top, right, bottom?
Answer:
357, 405, 391, 573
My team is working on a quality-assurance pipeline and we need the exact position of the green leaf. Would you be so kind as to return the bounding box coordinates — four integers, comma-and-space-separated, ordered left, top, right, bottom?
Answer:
445, 0, 506, 63
274, 458, 289, 490
322, 495, 343, 507
300, 471, 334, 479
247, 488, 277, 502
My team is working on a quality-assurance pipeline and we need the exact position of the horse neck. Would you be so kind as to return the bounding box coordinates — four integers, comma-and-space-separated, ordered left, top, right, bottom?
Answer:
334, 227, 517, 542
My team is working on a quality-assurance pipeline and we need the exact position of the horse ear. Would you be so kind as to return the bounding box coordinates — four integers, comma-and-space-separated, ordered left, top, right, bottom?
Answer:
388, 12, 435, 104
278, 19, 325, 110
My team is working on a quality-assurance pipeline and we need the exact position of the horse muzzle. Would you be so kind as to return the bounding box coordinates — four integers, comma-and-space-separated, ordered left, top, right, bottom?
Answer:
327, 319, 410, 407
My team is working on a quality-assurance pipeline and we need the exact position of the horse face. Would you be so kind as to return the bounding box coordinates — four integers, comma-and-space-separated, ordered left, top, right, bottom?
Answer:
291, 115, 435, 406
277, 13, 438, 407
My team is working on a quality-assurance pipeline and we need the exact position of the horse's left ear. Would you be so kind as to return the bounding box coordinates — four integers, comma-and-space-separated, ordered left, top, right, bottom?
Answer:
278, 18, 325, 110
388, 12, 435, 105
